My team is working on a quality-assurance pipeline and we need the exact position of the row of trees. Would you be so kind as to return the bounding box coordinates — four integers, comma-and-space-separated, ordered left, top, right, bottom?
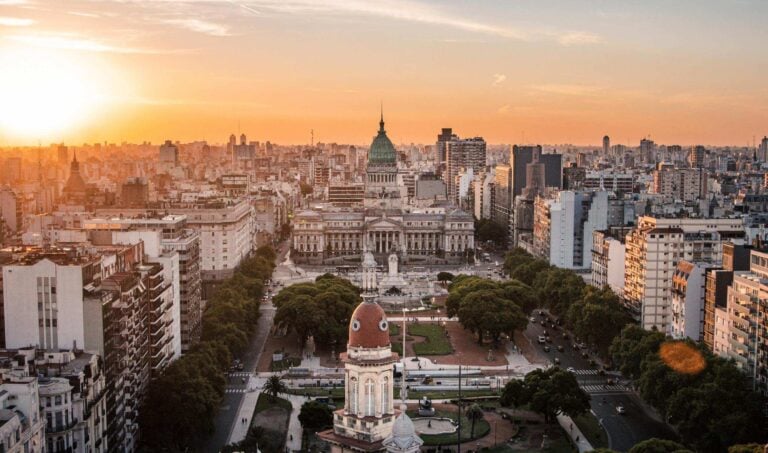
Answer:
139, 245, 277, 451
610, 325, 768, 451
446, 275, 535, 344
273, 273, 361, 348
503, 247, 632, 357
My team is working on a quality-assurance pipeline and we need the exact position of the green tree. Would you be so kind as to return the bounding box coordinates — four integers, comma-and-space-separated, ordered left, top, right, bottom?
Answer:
609, 325, 665, 379
500, 369, 590, 423
534, 267, 585, 315
299, 400, 334, 432
476, 219, 507, 246
628, 438, 691, 453
437, 271, 455, 283
466, 403, 484, 438
263, 375, 287, 399
499, 379, 526, 408
729, 445, 764, 453
457, 289, 527, 344
567, 286, 632, 357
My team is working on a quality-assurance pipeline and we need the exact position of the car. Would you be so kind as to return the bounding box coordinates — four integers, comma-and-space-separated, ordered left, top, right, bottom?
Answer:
572, 343, 580, 350
554, 358, 561, 365
542, 329, 548, 336
566, 367, 576, 373
529, 317, 537, 323
538, 336, 546, 344
411, 357, 420, 362
616, 405, 626, 415
557, 345, 565, 352
545, 336, 552, 343
543, 345, 551, 352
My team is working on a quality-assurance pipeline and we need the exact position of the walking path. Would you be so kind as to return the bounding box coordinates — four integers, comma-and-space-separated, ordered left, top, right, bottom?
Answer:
556, 413, 594, 453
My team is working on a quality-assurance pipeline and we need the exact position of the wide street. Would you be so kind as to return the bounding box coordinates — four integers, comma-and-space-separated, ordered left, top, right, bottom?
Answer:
202, 242, 288, 453
522, 312, 676, 452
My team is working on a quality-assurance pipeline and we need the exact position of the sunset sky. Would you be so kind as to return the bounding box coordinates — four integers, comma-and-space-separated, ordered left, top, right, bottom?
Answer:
0, 0, 767, 146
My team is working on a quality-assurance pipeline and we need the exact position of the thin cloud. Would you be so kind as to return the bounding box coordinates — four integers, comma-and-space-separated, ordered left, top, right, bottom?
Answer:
492, 73, 507, 86
532, 84, 602, 96
7, 34, 176, 54
557, 31, 602, 46
0, 0, 28, 4
497, 104, 511, 114
0, 16, 35, 26
161, 18, 230, 36
68, 11, 101, 18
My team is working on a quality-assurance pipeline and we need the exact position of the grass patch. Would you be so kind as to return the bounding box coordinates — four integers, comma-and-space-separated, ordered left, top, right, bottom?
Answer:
392, 343, 403, 355
408, 408, 490, 446
389, 323, 400, 335
410, 323, 453, 355
255, 393, 292, 413
572, 412, 608, 448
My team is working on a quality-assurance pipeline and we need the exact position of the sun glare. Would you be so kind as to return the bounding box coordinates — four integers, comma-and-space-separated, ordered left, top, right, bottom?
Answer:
0, 46, 109, 140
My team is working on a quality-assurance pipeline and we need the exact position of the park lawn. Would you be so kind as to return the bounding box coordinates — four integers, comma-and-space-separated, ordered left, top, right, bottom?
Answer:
389, 323, 400, 336
392, 343, 403, 355
408, 408, 490, 446
255, 393, 292, 413
572, 412, 609, 449
409, 324, 453, 355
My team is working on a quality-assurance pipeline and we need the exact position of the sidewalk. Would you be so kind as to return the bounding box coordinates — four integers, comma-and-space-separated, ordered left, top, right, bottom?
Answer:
556, 413, 593, 453
228, 391, 260, 445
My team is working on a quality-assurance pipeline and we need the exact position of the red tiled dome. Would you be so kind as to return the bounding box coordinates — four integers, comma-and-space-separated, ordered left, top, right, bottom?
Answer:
348, 301, 391, 349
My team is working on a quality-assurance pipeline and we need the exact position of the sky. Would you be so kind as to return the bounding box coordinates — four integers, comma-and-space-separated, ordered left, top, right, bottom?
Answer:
0, 0, 767, 147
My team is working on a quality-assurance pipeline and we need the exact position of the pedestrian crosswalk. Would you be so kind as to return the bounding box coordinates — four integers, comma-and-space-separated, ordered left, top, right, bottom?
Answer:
229, 372, 251, 377
580, 384, 631, 393
572, 369, 600, 376
225, 388, 248, 394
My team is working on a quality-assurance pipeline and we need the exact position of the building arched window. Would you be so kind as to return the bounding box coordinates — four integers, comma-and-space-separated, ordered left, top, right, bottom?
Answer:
349, 377, 358, 414
365, 379, 375, 416
381, 377, 389, 414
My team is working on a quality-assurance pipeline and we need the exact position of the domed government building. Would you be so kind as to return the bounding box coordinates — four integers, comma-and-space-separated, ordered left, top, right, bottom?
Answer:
318, 298, 423, 453
292, 113, 475, 266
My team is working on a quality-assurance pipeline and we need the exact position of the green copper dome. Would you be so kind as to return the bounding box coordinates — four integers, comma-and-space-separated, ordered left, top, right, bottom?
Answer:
368, 113, 397, 165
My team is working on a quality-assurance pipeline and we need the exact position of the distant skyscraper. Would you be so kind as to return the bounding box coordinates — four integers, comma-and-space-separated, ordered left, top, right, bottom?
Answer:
688, 145, 706, 169
759, 136, 768, 162
435, 127, 457, 170
603, 135, 610, 154
444, 136, 486, 205
640, 138, 655, 164
57, 144, 69, 165
159, 140, 179, 164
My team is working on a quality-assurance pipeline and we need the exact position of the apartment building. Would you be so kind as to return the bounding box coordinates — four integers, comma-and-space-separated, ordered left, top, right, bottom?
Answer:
623, 216, 745, 331
670, 261, 713, 340
590, 229, 627, 295
0, 369, 44, 453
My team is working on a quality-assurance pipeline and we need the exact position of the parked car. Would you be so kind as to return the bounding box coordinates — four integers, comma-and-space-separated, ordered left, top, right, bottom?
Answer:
616, 405, 626, 415
538, 335, 547, 344
557, 345, 564, 352
554, 358, 561, 365
543, 345, 551, 352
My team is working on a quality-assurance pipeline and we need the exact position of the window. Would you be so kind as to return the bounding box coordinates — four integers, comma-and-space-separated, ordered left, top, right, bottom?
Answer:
365, 379, 375, 416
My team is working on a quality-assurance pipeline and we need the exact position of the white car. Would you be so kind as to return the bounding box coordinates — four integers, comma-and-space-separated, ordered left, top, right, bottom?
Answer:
538, 335, 546, 344
566, 367, 576, 373
616, 405, 626, 415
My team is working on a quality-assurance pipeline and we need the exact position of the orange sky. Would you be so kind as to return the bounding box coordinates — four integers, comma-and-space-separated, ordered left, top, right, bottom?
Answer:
1, 0, 767, 147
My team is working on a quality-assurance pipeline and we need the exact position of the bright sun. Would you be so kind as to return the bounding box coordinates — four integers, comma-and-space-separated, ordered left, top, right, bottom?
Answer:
0, 47, 109, 141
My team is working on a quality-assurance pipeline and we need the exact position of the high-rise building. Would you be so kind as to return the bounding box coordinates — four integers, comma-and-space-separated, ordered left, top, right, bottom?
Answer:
435, 128, 456, 165
718, 249, 768, 396
1, 244, 172, 452
602, 135, 610, 154
510, 145, 561, 198
120, 177, 149, 208
651, 163, 707, 202
670, 260, 714, 340
158, 140, 179, 165
623, 216, 745, 331
756, 136, 768, 162
687, 145, 706, 169
84, 214, 203, 352
0, 187, 22, 234
532, 190, 612, 269
702, 242, 752, 350
491, 165, 512, 237
57, 144, 69, 165
444, 137, 486, 205
0, 367, 45, 452
591, 230, 626, 295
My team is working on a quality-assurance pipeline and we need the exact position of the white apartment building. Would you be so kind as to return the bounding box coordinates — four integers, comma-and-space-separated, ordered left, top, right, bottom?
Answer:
532, 190, 610, 270
623, 216, 745, 331
590, 230, 626, 295
670, 260, 712, 340
0, 373, 44, 453
717, 250, 768, 396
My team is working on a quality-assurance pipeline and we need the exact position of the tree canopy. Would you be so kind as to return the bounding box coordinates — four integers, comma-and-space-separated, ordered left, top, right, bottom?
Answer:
446, 275, 532, 344
500, 368, 590, 423
610, 325, 768, 451
299, 401, 334, 432
273, 273, 361, 348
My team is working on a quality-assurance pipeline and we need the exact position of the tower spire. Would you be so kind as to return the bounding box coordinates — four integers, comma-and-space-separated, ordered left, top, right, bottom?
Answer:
379, 102, 385, 133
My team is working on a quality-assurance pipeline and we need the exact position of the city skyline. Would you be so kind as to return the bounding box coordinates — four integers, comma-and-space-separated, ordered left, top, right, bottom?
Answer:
1, 0, 767, 146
